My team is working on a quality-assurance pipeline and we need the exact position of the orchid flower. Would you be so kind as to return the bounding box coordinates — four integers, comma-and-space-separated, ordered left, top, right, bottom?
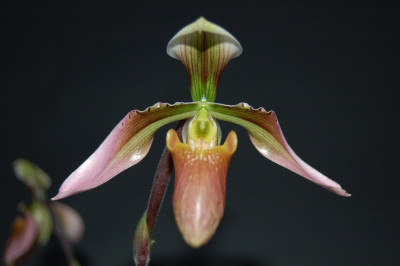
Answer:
5, 159, 84, 266
53, 17, 350, 255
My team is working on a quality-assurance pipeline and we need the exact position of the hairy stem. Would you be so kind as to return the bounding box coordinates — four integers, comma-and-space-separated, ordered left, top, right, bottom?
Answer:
134, 120, 185, 266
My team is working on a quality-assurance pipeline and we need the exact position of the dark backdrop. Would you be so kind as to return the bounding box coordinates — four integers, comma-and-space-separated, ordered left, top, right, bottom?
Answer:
1, 1, 399, 265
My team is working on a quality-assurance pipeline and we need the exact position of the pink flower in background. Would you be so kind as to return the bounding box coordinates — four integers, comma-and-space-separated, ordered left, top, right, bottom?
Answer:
4, 159, 84, 266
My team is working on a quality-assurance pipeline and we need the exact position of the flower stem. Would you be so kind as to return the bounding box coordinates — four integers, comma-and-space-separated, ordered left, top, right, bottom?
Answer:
134, 120, 185, 266
145, 147, 173, 235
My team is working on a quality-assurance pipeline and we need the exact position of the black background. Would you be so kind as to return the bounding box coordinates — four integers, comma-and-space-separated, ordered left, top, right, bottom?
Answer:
1, 1, 399, 265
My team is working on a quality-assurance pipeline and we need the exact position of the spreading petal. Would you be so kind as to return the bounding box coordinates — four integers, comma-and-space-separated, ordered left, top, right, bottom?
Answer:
52, 202, 85, 244
53, 102, 200, 200
4, 210, 37, 266
167, 17, 242, 102
207, 102, 350, 197
167, 129, 237, 247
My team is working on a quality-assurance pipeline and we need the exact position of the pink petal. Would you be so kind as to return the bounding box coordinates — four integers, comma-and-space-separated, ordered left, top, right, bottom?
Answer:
53, 102, 199, 200
208, 102, 350, 197
4, 210, 37, 265
52, 202, 85, 244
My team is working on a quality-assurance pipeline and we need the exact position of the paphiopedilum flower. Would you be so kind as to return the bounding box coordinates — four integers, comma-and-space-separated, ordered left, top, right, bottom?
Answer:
53, 17, 350, 252
5, 159, 84, 266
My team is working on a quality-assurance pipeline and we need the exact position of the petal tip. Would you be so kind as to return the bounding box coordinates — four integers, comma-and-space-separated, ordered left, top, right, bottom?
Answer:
323, 184, 351, 197
334, 187, 352, 197
51, 189, 84, 201
51, 194, 66, 201
51, 195, 62, 201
